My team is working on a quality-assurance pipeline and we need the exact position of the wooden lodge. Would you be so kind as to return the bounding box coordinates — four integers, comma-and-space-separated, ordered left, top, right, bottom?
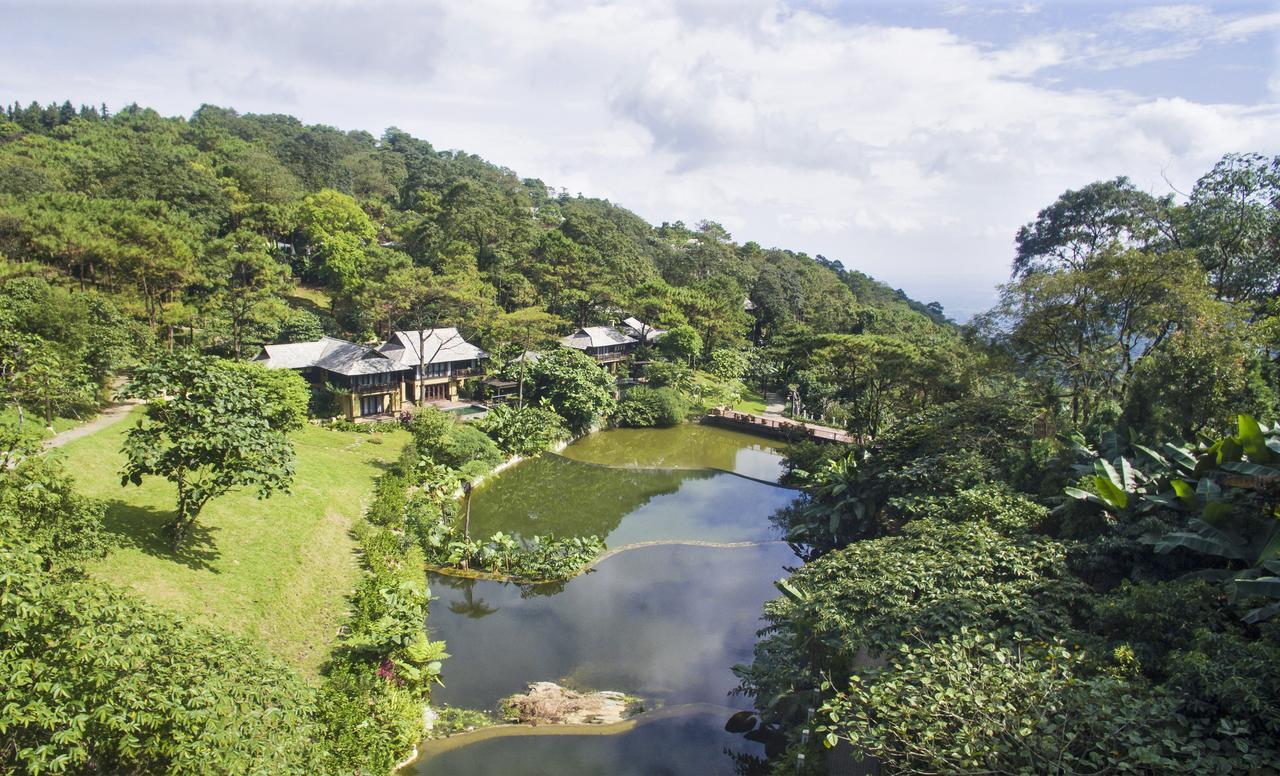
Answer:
253, 329, 486, 421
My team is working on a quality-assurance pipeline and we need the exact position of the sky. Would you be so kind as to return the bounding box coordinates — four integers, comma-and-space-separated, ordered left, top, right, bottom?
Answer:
2, 0, 1278, 320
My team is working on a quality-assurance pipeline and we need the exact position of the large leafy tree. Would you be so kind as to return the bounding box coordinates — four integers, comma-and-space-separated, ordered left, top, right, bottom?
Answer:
991, 246, 1211, 426
1185, 152, 1280, 306
295, 188, 377, 292
527, 347, 616, 432
1012, 177, 1174, 276
119, 351, 295, 549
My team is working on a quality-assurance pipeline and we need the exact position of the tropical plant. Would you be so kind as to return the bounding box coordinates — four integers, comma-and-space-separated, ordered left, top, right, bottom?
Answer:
476, 403, 569, 456
1066, 415, 1280, 621
613, 385, 688, 427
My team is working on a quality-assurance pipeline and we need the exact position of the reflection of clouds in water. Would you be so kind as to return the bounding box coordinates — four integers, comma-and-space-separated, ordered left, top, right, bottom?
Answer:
428, 543, 797, 709
410, 707, 765, 775
606, 474, 794, 546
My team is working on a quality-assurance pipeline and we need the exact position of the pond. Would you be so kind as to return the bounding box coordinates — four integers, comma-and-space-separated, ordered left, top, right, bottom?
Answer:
558, 424, 786, 481
411, 705, 768, 775
404, 423, 801, 775
463, 455, 796, 547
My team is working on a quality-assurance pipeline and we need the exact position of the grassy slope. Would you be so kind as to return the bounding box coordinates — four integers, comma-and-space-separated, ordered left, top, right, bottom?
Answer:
58, 408, 407, 679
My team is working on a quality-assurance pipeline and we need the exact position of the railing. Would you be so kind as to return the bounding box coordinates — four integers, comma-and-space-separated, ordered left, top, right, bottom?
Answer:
351, 381, 396, 394
704, 407, 855, 444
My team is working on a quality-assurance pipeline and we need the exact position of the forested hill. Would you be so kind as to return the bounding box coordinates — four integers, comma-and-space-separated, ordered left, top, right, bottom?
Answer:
0, 100, 947, 352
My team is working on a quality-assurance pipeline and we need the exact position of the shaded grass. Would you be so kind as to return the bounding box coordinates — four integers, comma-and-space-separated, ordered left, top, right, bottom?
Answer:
689, 371, 768, 414
284, 284, 333, 316
58, 407, 408, 679
0, 405, 85, 441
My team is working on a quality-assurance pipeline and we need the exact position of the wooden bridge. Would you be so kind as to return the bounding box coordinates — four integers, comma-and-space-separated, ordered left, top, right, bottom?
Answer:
703, 407, 855, 444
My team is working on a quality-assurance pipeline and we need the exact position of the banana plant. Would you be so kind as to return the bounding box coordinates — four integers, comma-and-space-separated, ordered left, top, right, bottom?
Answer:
1068, 415, 1280, 621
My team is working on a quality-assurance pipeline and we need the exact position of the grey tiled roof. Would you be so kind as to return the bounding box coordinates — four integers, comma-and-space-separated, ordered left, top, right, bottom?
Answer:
380, 328, 487, 366
254, 337, 405, 376
560, 326, 637, 350
621, 317, 664, 342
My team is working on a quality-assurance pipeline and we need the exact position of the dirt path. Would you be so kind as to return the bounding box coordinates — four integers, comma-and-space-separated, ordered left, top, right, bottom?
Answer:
42, 399, 142, 449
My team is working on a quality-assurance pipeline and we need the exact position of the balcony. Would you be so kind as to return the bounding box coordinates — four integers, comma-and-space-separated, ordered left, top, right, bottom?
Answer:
351, 381, 396, 395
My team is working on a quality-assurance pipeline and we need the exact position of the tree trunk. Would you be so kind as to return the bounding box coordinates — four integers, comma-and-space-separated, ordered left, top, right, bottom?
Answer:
518, 354, 526, 410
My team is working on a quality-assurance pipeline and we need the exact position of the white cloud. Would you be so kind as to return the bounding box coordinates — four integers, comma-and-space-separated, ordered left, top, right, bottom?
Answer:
1110, 4, 1214, 33
0, 0, 1276, 320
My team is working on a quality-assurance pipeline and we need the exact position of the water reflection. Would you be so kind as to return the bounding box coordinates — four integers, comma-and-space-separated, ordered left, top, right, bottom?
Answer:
560, 424, 786, 482
427, 542, 799, 709
408, 707, 768, 776
466, 455, 796, 546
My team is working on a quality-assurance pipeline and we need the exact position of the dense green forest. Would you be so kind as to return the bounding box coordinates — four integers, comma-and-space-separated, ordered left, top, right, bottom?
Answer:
1, 99, 1278, 774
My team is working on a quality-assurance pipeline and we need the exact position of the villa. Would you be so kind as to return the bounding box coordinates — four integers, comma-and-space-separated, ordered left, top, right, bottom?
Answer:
560, 325, 638, 366
377, 328, 487, 403
253, 336, 408, 420
253, 328, 487, 420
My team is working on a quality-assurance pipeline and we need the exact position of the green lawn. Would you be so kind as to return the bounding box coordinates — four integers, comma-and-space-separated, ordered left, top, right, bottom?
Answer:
733, 388, 768, 414
690, 370, 768, 414
58, 408, 408, 679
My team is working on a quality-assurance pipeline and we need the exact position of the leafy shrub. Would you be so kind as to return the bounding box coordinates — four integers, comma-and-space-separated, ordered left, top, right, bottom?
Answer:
411, 407, 504, 477
817, 631, 1277, 775
0, 455, 110, 573
365, 472, 409, 526
441, 423, 504, 479
737, 518, 1082, 735
419, 524, 605, 582
528, 348, 616, 432
0, 541, 328, 775
409, 406, 455, 453
706, 348, 750, 380
476, 403, 569, 457
890, 483, 1049, 535
642, 359, 694, 392
614, 385, 688, 427
315, 660, 424, 774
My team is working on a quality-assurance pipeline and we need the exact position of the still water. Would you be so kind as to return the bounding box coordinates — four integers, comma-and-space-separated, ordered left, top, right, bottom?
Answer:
411, 706, 768, 775
404, 424, 800, 775
464, 454, 796, 547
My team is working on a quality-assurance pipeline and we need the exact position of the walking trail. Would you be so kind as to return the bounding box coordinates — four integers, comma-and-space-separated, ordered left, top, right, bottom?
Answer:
762, 391, 785, 415
43, 399, 142, 450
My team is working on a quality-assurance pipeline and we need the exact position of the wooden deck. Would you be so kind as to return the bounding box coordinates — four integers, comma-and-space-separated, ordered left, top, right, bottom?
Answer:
703, 407, 855, 444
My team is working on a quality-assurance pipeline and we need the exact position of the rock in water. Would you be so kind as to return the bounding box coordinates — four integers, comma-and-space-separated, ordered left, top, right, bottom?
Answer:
501, 681, 641, 725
